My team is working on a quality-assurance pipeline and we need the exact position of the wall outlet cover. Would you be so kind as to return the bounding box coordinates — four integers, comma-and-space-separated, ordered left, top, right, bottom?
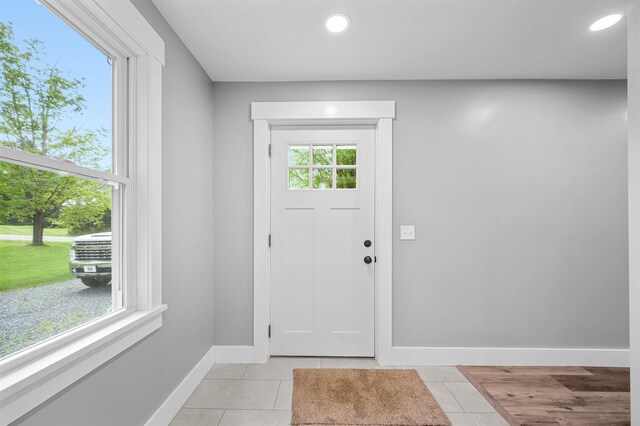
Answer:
400, 225, 415, 240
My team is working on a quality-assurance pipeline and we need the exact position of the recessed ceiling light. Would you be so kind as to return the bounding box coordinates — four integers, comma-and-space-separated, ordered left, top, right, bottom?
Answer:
590, 14, 622, 31
325, 13, 350, 33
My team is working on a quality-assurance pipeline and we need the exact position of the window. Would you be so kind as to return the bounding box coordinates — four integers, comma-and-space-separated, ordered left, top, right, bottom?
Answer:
0, 0, 164, 423
288, 145, 357, 190
0, 0, 117, 359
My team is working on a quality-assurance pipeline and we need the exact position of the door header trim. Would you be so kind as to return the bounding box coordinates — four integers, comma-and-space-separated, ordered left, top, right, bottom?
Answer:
251, 101, 395, 122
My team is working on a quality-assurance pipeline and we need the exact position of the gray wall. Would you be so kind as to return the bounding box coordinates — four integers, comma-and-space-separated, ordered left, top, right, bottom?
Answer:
212, 80, 629, 349
13, 1, 215, 425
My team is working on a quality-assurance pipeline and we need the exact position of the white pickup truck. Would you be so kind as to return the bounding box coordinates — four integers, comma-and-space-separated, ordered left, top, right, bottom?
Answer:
69, 232, 112, 287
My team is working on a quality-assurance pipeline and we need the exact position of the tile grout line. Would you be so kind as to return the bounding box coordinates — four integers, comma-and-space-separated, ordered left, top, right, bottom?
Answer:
444, 381, 497, 414
424, 380, 464, 414
240, 365, 248, 380
273, 380, 282, 410
216, 409, 226, 426
443, 381, 474, 414
241, 364, 248, 378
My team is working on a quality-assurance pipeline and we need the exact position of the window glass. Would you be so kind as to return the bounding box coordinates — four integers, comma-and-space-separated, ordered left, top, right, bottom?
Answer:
336, 168, 357, 189
0, 1, 112, 172
288, 146, 309, 166
0, 163, 113, 358
312, 146, 333, 166
0, 0, 115, 359
336, 146, 356, 165
289, 168, 309, 189
312, 168, 333, 189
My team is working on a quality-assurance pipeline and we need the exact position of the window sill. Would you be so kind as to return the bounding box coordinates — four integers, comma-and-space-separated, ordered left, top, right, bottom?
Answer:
0, 305, 167, 425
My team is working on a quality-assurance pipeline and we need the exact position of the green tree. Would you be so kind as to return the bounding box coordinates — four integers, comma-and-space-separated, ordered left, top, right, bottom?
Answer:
0, 21, 107, 245
58, 183, 111, 235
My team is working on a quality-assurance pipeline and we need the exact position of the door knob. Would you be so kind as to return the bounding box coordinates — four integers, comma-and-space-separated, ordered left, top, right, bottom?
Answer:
364, 256, 372, 264
364, 240, 372, 247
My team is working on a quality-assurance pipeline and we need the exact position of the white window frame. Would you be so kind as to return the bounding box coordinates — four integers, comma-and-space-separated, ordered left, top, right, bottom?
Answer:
251, 101, 395, 364
0, 1, 164, 424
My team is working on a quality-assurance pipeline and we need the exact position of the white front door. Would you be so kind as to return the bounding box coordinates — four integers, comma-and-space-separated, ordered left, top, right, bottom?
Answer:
270, 126, 375, 357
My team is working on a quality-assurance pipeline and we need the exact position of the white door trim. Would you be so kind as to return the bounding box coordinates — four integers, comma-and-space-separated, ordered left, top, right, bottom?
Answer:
251, 101, 395, 364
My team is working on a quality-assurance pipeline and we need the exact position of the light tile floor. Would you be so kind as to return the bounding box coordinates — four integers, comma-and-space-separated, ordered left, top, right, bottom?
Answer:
170, 357, 509, 426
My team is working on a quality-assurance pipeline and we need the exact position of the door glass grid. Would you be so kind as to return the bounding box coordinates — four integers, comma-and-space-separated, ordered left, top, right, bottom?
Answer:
288, 145, 357, 190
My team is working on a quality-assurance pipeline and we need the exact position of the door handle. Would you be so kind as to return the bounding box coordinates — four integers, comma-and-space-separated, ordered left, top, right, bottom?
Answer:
364, 256, 372, 264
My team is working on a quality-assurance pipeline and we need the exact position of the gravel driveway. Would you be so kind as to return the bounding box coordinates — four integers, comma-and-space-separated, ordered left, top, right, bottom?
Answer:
0, 280, 111, 358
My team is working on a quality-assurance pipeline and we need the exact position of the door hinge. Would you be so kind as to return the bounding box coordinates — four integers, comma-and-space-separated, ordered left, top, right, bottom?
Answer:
268, 234, 271, 247
268, 325, 271, 338
375, 256, 377, 263
268, 144, 271, 157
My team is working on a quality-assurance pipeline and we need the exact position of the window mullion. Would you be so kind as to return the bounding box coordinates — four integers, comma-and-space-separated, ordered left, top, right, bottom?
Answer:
333, 144, 337, 189
308, 144, 312, 189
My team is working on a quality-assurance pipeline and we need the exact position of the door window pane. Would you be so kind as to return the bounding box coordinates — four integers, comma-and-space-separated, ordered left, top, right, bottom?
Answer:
288, 146, 309, 166
336, 146, 356, 165
312, 146, 333, 165
312, 168, 333, 189
289, 169, 309, 189
336, 169, 357, 189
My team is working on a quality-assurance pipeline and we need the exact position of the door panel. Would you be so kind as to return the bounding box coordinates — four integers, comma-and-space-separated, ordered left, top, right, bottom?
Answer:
282, 208, 315, 333
270, 127, 375, 357
329, 208, 360, 333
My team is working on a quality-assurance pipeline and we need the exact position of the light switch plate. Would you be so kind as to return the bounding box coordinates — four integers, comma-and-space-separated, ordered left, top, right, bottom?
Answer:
400, 225, 415, 240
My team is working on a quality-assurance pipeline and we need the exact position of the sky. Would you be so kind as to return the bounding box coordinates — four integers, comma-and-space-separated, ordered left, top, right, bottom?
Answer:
0, 0, 112, 170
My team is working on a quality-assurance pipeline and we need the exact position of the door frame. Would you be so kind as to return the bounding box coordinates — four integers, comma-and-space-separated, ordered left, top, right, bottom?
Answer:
251, 101, 395, 364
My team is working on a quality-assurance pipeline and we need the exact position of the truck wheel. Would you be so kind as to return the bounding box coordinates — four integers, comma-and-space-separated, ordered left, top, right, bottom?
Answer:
80, 277, 110, 287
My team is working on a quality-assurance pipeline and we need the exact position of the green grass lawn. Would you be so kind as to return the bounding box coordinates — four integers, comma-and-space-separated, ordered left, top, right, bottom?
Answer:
0, 241, 73, 291
0, 225, 69, 236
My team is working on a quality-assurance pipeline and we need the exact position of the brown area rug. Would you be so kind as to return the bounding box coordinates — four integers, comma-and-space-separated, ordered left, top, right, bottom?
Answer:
292, 368, 450, 426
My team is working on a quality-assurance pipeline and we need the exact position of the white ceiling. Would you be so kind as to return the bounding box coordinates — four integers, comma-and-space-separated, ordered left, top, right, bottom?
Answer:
151, 0, 629, 82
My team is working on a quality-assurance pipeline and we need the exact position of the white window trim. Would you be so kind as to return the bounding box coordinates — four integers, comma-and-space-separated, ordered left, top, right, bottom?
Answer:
251, 101, 395, 364
0, 1, 164, 424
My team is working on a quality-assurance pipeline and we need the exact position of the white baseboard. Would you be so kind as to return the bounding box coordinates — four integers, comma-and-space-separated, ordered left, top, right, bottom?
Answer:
190, 345, 629, 368
145, 346, 215, 426
213, 345, 255, 363
389, 346, 630, 367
